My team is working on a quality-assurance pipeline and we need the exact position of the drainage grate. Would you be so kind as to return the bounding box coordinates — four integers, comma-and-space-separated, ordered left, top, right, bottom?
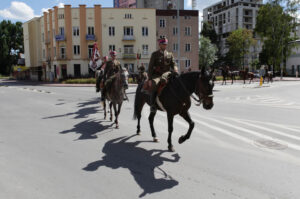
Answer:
254, 139, 288, 150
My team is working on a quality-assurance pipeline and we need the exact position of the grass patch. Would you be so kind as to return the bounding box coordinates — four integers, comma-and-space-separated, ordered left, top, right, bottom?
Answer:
62, 78, 96, 84
0, 75, 11, 79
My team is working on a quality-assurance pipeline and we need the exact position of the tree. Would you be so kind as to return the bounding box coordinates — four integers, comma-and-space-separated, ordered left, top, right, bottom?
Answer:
255, 0, 299, 72
200, 21, 218, 45
226, 28, 255, 69
0, 20, 24, 75
199, 36, 218, 69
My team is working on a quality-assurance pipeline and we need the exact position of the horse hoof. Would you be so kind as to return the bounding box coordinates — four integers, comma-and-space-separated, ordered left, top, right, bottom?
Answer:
110, 118, 112, 121
137, 131, 141, 135
116, 125, 119, 129
168, 146, 175, 152
178, 136, 185, 144
153, 138, 159, 143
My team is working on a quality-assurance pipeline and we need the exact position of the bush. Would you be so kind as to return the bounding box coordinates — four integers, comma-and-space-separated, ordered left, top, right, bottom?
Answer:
62, 78, 96, 84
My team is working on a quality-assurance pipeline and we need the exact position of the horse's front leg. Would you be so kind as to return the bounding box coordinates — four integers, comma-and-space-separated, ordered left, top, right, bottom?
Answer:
178, 111, 195, 145
114, 103, 122, 129
148, 109, 158, 142
109, 102, 113, 121
167, 113, 175, 152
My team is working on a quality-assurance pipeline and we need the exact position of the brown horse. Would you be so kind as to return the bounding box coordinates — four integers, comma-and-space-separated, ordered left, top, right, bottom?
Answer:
239, 68, 254, 84
133, 69, 214, 152
103, 72, 126, 128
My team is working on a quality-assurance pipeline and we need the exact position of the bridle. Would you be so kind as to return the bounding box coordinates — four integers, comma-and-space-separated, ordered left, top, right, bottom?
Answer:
194, 74, 214, 106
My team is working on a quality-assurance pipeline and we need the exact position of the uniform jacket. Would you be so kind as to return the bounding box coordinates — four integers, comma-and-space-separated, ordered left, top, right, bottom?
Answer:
148, 49, 176, 79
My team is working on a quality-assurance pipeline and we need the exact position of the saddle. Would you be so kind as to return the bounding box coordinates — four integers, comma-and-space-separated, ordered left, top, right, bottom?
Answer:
143, 79, 167, 96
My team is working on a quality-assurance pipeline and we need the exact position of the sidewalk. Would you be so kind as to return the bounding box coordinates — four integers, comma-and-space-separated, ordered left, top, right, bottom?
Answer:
0, 79, 138, 87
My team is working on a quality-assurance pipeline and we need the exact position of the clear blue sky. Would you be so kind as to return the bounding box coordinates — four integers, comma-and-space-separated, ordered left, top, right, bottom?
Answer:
0, 0, 195, 22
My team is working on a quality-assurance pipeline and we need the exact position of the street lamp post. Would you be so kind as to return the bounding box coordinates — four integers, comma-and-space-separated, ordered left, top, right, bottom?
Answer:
177, 0, 181, 73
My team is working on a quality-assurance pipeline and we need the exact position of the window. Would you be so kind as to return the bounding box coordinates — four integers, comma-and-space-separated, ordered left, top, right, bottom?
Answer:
228, 11, 230, 22
124, 45, 134, 54
125, 13, 132, 19
172, 15, 177, 19
54, 47, 56, 57
159, 35, 165, 39
58, 14, 64, 19
73, 26, 79, 36
173, 27, 178, 35
159, 19, 166, 27
43, 49, 45, 58
124, 63, 134, 73
73, 45, 80, 55
59, 27, 64, 35
185, 60, 191, 68
109, 45, 116, 51
142, 45, 148, 55
60, 47, 66, 58
124, 27, 133, 36
88, 26, 94, 35
185, 44, 191, 52
42, 33, 44, 42
53, 29, 56, 38
142, 27, 148, 36
173, 43, 178, 51
109, 26, 115, 36
184, 16, 191, 20
88, 45, 93, 58
185, 27, 191, 36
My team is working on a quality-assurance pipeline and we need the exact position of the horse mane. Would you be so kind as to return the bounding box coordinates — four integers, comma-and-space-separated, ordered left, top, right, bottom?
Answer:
177, 71, 201, 93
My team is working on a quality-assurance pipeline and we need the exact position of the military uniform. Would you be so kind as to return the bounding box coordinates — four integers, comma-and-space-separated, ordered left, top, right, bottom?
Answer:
148, 49, 177, 90
103, 59, 121, 87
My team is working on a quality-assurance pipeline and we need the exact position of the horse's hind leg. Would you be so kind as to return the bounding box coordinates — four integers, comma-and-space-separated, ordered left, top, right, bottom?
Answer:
148, 110, 158, 142
178, 111, 195, 144
167, 113, 175, 152
136, 101, 146, 135
103, 100, 107, 119
109, 102, 113, 121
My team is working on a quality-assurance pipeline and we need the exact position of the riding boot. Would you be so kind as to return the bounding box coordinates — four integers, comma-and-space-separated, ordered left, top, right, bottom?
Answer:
150, 91, 157, 113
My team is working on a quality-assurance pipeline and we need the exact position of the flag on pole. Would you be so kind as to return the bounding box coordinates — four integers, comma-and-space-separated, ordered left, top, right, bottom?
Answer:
89, 43, 102, 71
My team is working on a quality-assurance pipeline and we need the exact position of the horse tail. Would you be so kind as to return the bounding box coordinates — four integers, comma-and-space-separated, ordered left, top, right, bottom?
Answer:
133, 83, 142, 120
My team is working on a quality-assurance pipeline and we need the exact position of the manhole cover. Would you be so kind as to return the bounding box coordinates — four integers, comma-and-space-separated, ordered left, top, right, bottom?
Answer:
254, 139, 288, 150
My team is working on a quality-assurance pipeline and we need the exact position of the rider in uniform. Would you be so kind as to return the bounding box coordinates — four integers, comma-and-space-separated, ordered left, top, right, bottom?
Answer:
101, 51, 122, 102
148, 37, 178, 112
96, 56, 108, 93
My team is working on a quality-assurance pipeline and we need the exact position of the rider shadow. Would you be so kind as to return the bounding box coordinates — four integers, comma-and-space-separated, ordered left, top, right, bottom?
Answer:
59, 119, 114, 140
83, 135, 180, 197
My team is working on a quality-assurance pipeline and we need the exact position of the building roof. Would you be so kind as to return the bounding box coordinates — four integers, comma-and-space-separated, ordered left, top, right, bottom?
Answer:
156, 10, 198, 16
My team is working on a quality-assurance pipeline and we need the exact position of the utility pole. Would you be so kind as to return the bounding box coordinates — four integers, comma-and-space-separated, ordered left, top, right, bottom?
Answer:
177, 0, 181, 73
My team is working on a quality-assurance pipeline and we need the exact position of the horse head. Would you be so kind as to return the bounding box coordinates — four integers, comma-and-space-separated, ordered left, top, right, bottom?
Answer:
195, 68, 214, 110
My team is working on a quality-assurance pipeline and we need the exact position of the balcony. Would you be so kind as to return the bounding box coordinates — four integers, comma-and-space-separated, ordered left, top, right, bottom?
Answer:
122, 35, 135, 41
86, 34, 96, 40
55, 35, 65, 41
57, 54, 67, 60
123, 53, 136, 59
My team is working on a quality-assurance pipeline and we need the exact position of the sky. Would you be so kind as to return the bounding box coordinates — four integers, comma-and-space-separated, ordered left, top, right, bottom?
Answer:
0, 0, 223, 23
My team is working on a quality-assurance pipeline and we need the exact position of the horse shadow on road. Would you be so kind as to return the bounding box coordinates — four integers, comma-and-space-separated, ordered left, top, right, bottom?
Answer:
43, 98, 114, 140
83, 135, 180, 197
59, 119, 114, 140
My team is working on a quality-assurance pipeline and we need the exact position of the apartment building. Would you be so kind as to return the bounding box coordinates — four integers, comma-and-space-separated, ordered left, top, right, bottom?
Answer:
23, 5, 156, 80
203, 0, 263, 68
114, 0, 184, 10
286, 23, 300, 75
156, 10, 199, 72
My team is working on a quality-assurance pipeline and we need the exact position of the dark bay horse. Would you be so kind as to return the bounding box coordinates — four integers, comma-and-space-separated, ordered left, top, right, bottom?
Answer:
239, 68, 254, 84
220, 66, 237, 85
103, 72, 126, 128
133, 69, 214, 152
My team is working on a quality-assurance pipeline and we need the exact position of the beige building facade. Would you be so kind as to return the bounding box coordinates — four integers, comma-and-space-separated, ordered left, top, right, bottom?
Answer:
156, 10, 199, 72
23, 5, 156, 80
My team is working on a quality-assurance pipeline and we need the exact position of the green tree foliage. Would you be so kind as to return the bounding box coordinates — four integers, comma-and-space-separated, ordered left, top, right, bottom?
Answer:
0, 20, 24, 75
226, 28, 255, 69
255, 0, 299, 71
199, 36, 218, 69
200, 21, 218, 45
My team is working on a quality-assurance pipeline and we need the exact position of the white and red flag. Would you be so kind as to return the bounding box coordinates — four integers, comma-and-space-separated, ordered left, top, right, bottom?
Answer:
89, 43, 102, 71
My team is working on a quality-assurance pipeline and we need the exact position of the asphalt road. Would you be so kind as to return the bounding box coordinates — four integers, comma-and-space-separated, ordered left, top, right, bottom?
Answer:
1, 80, 300, 199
